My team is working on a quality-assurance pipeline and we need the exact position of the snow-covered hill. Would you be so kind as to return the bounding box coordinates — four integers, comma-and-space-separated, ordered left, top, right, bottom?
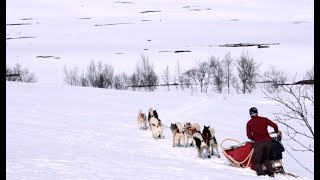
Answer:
6, 82, 313, 179
6, 0, 313, 84
6, 0, 314, 179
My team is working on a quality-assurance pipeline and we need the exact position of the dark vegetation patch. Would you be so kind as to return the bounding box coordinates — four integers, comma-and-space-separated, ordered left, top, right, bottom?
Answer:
189, 8, 201, 11
94, 22, 134, 26
140, 10, 162, 14
114, 1, 133, 3
6, 36, 36, 40
218, 43, 279, 48
6, 23, 32, 26
230, 19, 240, 21
143, 49, 149, 51
182, 6, 210, 11
257, 45, 270, 48
78, 17, 92, 20
141, 20, 152, 22
20, 18, 33, 20
36, 56, 60, 59
115, 53, 124, 54
292, 21, 309, 24
174, 50, 192, 53
158, 50, 171, 53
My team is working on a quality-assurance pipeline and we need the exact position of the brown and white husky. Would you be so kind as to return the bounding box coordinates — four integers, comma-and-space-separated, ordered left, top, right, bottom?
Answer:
184, 122, 201, 147
170, 122, 184, 147
137, 110, 147, 130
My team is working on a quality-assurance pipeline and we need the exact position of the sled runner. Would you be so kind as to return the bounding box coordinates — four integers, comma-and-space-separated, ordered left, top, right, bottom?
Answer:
220, 133, 298, 178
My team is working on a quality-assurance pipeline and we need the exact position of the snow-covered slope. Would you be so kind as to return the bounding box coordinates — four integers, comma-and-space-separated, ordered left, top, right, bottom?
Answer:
6, 82, 313, 179
6, 0, 313, 84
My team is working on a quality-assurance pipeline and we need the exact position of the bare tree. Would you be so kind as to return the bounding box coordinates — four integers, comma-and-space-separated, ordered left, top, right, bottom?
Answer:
162, 65, 171, 91
84, 60, 114, 88
305, 65, 314, 80
196, 61, 209, 93
176, 60, 184, 91
102, 64, 114, 88
262, 66, 287, 93
86, 60, 98, 87
6, 63, 37, 83
211, 59, 224, 93
222, 52, 234, 94
236, 52, 260, 94
129, 72, 139, 91
137, 55, 159, 91
64, 66, 79, 86
184, 68, 198, 93
113, 73, 128, 90
79, 71, 89, 87
262, 83, 314, 153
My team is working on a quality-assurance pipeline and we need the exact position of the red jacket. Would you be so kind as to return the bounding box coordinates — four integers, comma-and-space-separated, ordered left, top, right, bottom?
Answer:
246, 115, 279, 142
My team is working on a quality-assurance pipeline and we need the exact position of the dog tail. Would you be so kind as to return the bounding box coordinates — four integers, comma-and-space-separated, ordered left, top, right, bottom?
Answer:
177, 122, 183, 133
192, 123, 200, 132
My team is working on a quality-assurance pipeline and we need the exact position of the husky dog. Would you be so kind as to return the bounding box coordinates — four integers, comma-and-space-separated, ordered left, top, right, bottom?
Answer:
193, 132, 209, 158
184, 122, 200, 147
170, 122, 185, 147
202, 125, 220, 158
137, 110, 147, 130
191, 122, 200, 132
148, 108, 159, 129
150, 117, 164, 140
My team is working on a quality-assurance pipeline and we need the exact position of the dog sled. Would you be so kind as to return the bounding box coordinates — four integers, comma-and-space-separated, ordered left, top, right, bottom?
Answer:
220, 132, 298, 178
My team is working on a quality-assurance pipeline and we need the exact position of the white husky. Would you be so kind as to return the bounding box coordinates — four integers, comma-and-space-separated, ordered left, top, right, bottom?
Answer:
170, 122, 185, 147
137, 110, 147, 130
192, 132, 208, 159
150, 117, 164, 140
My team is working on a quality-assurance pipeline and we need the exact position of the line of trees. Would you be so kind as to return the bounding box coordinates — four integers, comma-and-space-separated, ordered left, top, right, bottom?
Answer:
6, 63, 37, 83
64, 53, 314, 95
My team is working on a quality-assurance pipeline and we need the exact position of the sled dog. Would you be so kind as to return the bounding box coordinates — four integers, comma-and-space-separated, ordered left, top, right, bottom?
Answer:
184, 122, 200, 147
150, 117, 164, 140
170, 122, 185, 147
137, 110, 147, 130
193, 132, 208, 158
148, 108, 159, 129
202, 125, 220, 158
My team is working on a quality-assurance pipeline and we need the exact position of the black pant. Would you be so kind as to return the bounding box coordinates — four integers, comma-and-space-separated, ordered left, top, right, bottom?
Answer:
252, 141, 274, 175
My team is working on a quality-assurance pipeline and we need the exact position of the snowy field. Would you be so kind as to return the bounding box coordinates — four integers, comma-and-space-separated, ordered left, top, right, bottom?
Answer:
6, 0, 314, 179
6, 0, 313, 84
6, 82, 314, 179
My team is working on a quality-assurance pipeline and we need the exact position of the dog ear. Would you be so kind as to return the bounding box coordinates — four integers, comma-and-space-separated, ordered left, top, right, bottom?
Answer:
208, 125, 210, 128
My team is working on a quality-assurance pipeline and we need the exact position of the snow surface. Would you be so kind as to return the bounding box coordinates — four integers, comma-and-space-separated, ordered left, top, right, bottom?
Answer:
6, 0, 314, 179
6, 0, 314, 84
6, 82, 313, 179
